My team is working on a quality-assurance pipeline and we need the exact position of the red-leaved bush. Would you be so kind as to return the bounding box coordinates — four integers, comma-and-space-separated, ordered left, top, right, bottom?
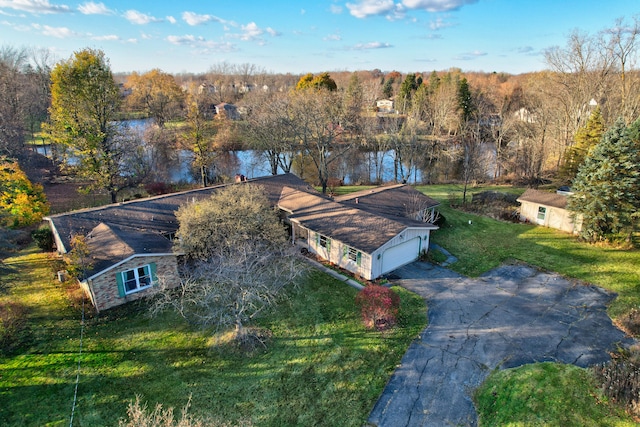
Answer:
355, 285, 400, 330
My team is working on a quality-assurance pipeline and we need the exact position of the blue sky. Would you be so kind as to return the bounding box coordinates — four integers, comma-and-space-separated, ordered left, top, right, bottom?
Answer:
0, 0, 637, 75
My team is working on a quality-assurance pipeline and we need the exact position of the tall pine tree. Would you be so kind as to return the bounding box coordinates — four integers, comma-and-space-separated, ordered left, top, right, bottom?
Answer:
568, 117, 640, 243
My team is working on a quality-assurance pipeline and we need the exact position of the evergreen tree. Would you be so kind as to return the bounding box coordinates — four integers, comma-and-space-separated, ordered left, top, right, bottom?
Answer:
457, 77, 474, 122
560, 106, 605, 181
382, 78, 394, 99
568, 117, 640, 243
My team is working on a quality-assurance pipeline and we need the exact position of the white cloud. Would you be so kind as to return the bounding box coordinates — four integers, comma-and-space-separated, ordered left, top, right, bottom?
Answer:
330, 4, 343, 14
0, 0, 70, 14
140, 31, 153, 40
183, 11, 211, 26
1, 20, 30, 30
182, 11, 228, 26
32, 23, 75, 37
227, 22, 279, 42
346, 0, 476, 18
124, 10, 162, 25
346, 0, 395, 18
402, 0, 478, 12
266, 27, 280, 37
430, 17, 454, 30
324, 33, 341, 41
166, 34, 236, 52
351, 41, 392, 50
78, 1, 111, 15
166, 15, 176, 24
92, 34, 119, 41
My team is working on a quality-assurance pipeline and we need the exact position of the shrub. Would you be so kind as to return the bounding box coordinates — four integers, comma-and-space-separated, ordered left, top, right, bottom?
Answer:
145, 182, 174, 196
32, 225, 54, 252
620, 309, 640, 336
592, 348, 640, 416
355, 285, 400, 330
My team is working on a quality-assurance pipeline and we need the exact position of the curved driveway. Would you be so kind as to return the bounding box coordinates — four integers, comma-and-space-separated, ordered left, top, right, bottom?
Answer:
368, 261, 636, 427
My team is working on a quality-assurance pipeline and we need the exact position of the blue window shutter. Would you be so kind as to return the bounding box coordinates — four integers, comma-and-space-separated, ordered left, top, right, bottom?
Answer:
356, 251, 362, 266
116, 271, 125, 297
149, 262, 158, 285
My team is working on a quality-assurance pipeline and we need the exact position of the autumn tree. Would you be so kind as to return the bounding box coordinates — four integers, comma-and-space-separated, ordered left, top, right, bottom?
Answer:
153, 183, 306, 343
47, 48, 146, 203
559, 106, 605, 181
295, 72, 337, 91
0, 156, 49, 227
125, 69, 184, 127
568, 117, 640, 243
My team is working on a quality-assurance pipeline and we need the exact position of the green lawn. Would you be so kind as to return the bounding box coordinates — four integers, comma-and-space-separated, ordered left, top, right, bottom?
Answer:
475, 363, 634, 426
0, 246, 426, 426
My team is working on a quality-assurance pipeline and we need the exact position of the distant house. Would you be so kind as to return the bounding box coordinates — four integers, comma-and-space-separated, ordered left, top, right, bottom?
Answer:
376, 99, 394, 113
517, 188, 582, 234
46, 174, 439, 311
215, 102, 240, 119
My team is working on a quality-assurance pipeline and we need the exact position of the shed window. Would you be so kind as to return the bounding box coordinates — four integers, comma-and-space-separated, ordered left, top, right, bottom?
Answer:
121, 265, 153, 294
537, 206, 547, 221
348, 247, 358, 262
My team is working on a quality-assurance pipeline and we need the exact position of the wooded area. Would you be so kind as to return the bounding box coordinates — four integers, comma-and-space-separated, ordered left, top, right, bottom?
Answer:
1, 16, 639, 226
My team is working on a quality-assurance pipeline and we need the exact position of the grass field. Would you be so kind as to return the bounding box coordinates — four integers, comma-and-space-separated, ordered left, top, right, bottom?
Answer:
0, 246, 426, 427
474, 363, 634, 426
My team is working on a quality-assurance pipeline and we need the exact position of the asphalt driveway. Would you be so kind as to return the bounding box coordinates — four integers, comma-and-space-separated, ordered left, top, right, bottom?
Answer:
368, 261, 636, 427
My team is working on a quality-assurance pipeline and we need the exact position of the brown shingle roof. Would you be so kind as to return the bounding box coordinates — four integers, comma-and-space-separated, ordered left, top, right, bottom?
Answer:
517, 189, 569, 209
334, 184, 440, 220
45, 173, 314, 253
282, 187, 437, 253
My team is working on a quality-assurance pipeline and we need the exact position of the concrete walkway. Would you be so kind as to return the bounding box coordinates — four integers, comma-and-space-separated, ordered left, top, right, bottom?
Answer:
368, 261, 636, 427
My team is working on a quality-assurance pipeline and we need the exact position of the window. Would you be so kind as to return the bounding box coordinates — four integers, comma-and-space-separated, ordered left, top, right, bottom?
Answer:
348, 247, 358, 262
537, 206, 547, 222
344, 246, 362, 266
315, 233, 331, 252
120, 264, 153, 294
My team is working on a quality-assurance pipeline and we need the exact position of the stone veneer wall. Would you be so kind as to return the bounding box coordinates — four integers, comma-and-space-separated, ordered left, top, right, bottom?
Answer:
88, 255, 180, 312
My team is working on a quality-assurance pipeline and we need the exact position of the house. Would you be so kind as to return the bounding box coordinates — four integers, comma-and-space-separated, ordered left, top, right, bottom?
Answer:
376, 99, 394, 113
45, 174, 314, 312
214, 103, 240, 119
278, 185, 438, 280
46, 174, 439, 311
517, 188, 582, 234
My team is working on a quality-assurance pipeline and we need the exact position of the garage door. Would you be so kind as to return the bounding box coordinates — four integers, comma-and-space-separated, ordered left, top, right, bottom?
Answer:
381, 237, 421, 274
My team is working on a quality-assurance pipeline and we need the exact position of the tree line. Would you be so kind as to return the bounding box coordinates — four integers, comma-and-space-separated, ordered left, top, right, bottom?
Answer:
0, 16, 638, 231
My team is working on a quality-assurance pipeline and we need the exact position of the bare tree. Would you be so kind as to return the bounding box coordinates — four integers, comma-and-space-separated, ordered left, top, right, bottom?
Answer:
288, 88, 351, 193
152, 183, 307, 343
242, 90, 296, 175
544, 30, 614, 170
601, 16, 640, 123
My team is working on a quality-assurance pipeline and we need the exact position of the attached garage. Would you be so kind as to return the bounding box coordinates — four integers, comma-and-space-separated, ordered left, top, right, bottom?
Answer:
381, 237, 421, 274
